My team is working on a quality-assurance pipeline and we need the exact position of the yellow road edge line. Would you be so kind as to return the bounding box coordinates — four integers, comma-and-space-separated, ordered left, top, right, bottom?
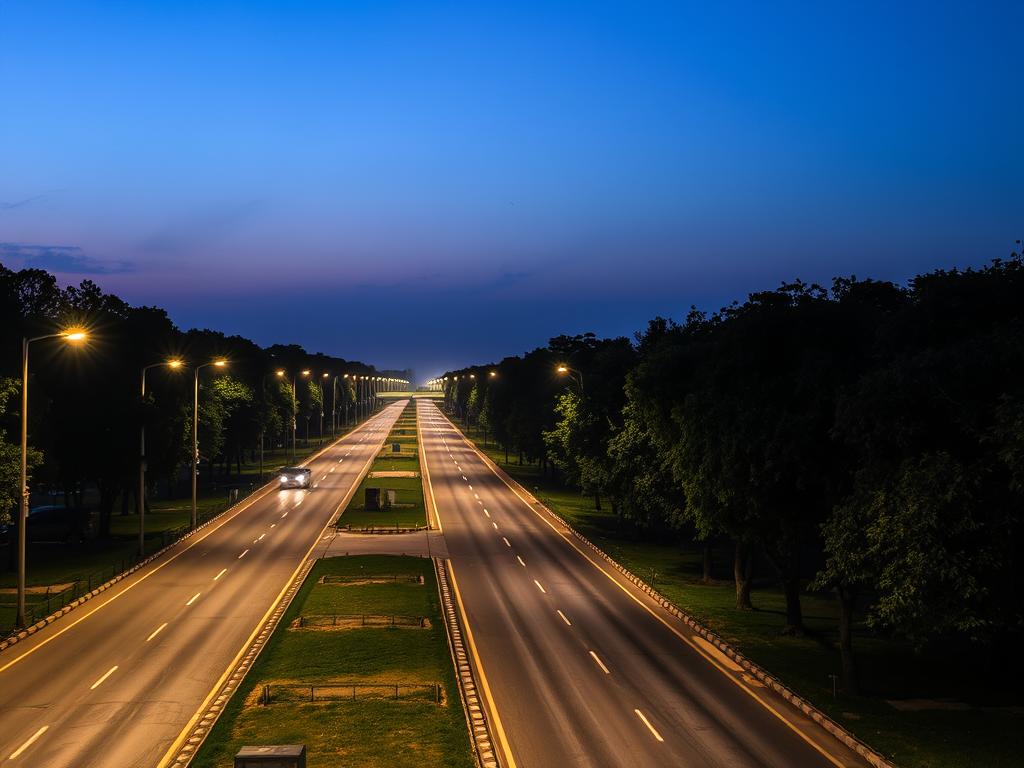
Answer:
0, 414, 381, 675
447, 559, 518, 768
155, 404, 400, 768
430, 403, 850, 768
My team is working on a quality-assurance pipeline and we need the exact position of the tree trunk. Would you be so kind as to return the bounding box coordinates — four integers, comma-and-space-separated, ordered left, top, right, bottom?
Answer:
504, 445, 509, 464
734, 540, 754, 610
781, 576, 804, 635
594, 492, 602, 511
838, 587, 860, 695
702, 542, 713, 584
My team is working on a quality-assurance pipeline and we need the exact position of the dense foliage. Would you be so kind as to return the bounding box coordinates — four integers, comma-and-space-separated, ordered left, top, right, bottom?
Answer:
443, 256, 1024, 692
0, 264, 406, 538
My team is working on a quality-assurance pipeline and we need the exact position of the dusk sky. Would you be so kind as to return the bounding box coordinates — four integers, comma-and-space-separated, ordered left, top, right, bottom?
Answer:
1, 1, 1021, 380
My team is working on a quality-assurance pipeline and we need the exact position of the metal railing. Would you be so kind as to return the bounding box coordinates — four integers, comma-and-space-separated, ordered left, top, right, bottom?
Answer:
259, 681, 443, 705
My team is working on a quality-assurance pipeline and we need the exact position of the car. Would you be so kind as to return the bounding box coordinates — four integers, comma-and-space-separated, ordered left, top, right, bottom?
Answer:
278, 467, 312, 489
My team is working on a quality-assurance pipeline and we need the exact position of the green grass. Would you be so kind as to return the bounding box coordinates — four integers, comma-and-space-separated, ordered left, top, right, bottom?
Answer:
192, 555, 473, 768
459, 422, 1024, 768
336, 403, 427, 530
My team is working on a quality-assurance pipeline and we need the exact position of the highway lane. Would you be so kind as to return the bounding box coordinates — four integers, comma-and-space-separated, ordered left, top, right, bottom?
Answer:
0, 401, 406, 767
418, 399, 871, 768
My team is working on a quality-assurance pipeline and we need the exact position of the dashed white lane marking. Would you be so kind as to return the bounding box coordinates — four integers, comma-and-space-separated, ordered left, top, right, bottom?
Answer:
474, 493, 480, 500
468, 484, 473, 491
635, 709, 665, 742
9, 726, 48, 760
516, 555, 526, 567
462, 475, 468, 481
281, 511, 288, 518
484, 509, 491, 518
186, 593, 201, 606
492, 521, 498, 530
270, 523, 276, 528
502, 537, 511, 547
146, 622, 168, 642
589, 651, 611, 674
533, 579, 546, 593
557, 610, 572, 626
329, 467, 335, 473
214, 568, 227, 580
258, 533, 266, 541
90, 665, 118, 690
238, 549, 249, 559
313, 482, 319, 488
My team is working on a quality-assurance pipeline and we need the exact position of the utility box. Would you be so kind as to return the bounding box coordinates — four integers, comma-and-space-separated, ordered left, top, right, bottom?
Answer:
385, 489, 397, 507
234, 745, 306, 768
392, 442, 401, 453
365, 487, 381, 510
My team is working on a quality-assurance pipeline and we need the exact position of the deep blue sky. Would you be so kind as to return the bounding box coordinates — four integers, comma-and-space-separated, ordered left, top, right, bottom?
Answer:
1, 1, 1021, 380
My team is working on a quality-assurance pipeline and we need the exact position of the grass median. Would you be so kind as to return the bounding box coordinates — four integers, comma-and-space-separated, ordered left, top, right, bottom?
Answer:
455, 418, 1023, 768
335, 402, 426, 531
192, 554, 474, 768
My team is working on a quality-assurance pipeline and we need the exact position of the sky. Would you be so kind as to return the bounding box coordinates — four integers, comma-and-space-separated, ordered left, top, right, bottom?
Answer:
1, 1, 1021, 380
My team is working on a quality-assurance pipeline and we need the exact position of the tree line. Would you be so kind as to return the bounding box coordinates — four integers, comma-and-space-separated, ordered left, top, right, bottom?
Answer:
442, 254, 1024, 693
0, 264, 406, 543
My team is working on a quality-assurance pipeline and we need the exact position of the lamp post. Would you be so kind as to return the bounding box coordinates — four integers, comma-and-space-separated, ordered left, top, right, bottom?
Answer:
556, 364, 584, 394
320, 372, 329, 439
17, 327, 88, 628
192, 359, 228, 529
140, 359, 183, 557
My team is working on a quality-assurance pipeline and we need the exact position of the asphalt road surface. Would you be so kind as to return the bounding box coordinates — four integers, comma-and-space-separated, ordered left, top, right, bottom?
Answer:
0, 401, 405, 767
419, 399, 871, 768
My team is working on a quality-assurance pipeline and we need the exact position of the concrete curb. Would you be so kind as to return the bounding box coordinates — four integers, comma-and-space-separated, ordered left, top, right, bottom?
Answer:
435, 558, 499, 768
447, 408, 898, 768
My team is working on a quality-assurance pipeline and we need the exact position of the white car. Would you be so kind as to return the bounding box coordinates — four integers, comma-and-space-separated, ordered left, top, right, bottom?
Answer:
278, 467, 312, 489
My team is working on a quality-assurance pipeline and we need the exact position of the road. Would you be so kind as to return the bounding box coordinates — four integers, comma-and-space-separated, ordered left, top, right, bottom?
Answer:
418, 399, 871, 768
0, 401, 405, 767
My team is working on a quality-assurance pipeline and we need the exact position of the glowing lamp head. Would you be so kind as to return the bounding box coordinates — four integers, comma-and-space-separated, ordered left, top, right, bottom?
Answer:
557, 365, 569, 374
276, 369, 285, 377
213, 359, 228, 367
63, 329, 88, 342
167, 359, 184, 369
301, 369, 311, 376
490, 371, 497, 377
322, 373, 329, 378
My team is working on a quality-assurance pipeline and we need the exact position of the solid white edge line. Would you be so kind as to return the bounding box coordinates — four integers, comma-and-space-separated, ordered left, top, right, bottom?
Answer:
146, 622, 168, 642
635, 709, 665, 742
90, 665, 118, 690
8, 726, 48, 760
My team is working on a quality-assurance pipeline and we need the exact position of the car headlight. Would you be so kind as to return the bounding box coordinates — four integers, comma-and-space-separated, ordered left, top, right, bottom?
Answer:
279, 476, 288, 482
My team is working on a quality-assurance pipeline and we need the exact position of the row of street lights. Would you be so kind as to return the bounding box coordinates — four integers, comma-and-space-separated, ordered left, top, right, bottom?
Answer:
16, 326, 409, 628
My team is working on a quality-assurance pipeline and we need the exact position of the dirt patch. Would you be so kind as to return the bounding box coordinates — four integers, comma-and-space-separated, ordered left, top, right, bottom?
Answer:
317, 575, 424, 586
289, 614, 431, 630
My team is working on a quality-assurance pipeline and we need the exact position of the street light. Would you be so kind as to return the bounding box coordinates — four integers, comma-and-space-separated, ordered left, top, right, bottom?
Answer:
17, 327, 89, 628
289, 370, 312, 460
192, 359, 228, 529
139, 358, 184, 557
556, 364, 584, 394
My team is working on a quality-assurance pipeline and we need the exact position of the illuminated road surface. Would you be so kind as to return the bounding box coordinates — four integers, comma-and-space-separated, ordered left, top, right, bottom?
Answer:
420, 399, 870, 768
0, 402, 405, 767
